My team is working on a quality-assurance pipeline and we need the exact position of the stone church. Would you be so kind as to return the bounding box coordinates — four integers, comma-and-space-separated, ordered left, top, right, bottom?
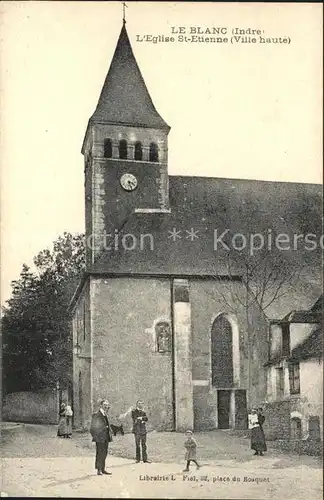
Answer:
70, 22, 322, 432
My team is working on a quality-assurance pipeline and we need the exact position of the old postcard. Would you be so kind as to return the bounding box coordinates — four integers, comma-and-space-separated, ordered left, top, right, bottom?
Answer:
1, 1, 323, 499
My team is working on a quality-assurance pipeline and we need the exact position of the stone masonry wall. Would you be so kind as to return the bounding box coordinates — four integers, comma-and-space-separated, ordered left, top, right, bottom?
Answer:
90, 276, 173, 432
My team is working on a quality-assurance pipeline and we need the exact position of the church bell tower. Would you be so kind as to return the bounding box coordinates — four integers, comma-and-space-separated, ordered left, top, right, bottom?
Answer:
82, 21, 171, 266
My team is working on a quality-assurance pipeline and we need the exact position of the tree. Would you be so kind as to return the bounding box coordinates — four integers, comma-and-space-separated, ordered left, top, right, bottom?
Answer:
2, 233, 85, 395
211, 243, 307, 399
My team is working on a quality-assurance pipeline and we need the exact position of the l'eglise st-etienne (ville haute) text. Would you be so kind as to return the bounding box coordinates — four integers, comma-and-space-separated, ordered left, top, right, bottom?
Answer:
136, 26, 291, 45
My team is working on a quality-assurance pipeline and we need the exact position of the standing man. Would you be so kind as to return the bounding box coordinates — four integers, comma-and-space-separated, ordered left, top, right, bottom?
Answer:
131, 400, 150, 463
90, 399, 113, 475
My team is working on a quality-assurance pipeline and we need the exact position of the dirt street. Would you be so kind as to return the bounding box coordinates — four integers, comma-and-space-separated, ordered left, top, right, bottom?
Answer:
1, 423, 322, 498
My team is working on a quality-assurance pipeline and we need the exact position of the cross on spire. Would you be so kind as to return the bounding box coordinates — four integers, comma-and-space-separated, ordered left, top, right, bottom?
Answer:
122, 1, 128, 24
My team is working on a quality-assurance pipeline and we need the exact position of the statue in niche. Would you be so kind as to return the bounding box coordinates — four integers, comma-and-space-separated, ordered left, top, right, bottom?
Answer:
155, 321, 171, 353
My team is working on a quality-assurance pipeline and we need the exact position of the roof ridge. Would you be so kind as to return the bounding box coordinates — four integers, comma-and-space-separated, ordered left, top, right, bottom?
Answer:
169, 174, 322, 187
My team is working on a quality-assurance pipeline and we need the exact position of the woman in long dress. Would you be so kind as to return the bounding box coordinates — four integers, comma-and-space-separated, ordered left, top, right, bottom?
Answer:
249, 408, 267, 456
65, 404, 73, 438
57, 403, 68, 438
257, 407, 267, 451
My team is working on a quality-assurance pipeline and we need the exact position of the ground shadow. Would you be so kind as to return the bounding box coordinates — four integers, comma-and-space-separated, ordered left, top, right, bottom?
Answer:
45, 474, 101, 487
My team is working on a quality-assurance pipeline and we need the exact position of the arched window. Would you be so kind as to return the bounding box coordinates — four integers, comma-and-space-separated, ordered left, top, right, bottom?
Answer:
149, 142, 159, 162
291, 417, 302, 439
155, 321, 171, 353
119, 139, 128, 159
104, 139, 112, 158
211, 314, 233, 387
134, 141, 143, 161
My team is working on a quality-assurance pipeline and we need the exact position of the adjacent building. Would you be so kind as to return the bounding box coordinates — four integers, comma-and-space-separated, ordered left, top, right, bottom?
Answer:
263, 295, 323, 451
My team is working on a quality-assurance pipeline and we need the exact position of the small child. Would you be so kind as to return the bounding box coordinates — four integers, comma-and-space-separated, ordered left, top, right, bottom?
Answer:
183, 430, 200, 472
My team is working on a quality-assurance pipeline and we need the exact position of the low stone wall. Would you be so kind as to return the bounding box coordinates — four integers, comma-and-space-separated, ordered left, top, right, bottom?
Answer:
2, 390, 60, 425
262, 400, 291, 440
260, 400, 322, 456
270, 438, 323, 456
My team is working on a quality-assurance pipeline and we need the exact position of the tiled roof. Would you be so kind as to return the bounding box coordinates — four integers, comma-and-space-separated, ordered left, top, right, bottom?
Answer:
90, 23, 170, 130
92, 176, 322, 292
282, 310, 321, 323
281, 294, 323, 323
289, 327, 323, 361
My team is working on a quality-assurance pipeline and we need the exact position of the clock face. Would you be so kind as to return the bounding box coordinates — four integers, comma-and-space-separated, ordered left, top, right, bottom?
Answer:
120, 173, 138, 191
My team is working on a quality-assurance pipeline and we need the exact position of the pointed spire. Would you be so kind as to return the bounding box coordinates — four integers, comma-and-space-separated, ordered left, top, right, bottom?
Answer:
90, 24, 170, 130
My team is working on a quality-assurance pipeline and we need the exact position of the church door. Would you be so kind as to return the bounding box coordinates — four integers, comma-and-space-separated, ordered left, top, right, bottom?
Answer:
217, 390, 231, 429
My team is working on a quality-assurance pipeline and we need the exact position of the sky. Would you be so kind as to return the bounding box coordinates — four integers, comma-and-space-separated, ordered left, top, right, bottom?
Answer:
0, 1, 322, 304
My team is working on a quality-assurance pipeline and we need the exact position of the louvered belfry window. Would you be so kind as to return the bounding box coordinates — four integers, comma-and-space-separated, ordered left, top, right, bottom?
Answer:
104, 138, 112, 158
119, 139, 127, 159
134, 142, 143, 161
149, 142, 159, 162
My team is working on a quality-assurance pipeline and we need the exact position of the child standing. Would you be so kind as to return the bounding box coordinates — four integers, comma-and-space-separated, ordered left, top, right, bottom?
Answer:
183, 430, 200, 471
